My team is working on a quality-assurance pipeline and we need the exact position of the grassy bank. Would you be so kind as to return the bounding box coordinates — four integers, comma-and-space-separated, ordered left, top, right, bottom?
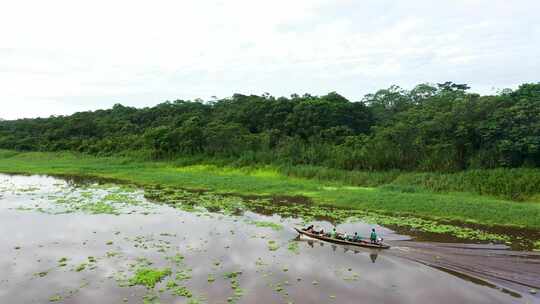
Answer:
0, 150, 539, 230
278, 165, 540, 201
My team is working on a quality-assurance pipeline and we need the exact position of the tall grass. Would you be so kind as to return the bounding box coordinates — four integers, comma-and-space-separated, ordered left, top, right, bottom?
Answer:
82, 147, 540, 202
278, 165, 540, 201
5, 150, 538, 202
392, 169, 540, 201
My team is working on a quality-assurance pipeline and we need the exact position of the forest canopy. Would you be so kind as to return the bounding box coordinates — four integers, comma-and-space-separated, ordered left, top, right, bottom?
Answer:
1, 82, 539, 172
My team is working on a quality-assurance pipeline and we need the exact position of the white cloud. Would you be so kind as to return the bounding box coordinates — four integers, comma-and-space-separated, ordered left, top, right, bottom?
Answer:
0, 0, 539, 119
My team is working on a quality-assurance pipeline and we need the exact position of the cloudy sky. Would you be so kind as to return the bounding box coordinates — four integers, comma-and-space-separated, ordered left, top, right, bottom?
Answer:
1, 0, 539, 120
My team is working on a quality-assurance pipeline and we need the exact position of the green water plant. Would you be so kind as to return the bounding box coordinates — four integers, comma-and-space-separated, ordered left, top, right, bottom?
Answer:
287, 242, 300, 254
75, 263, 87, 272
224, 271, 244, 303
267, 240, 280, 251
49, 295, 62, 302
247, 220, 283, 231
129, 268, 172, 289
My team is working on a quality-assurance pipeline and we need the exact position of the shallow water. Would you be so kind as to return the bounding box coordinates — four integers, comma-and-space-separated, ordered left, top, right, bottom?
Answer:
0, 174, 527, 303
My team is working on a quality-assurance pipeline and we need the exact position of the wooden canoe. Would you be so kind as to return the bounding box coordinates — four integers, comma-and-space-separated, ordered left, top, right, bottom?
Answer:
294, 227, 390, 249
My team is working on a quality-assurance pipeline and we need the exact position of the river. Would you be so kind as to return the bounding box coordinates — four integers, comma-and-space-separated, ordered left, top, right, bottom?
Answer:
0, 173, 537, 303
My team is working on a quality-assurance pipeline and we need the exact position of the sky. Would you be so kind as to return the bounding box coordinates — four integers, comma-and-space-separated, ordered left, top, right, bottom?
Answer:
1, 0, 539, 120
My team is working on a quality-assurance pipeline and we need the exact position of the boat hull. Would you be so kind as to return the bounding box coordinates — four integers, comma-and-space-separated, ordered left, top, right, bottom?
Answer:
294, 227, 390, 249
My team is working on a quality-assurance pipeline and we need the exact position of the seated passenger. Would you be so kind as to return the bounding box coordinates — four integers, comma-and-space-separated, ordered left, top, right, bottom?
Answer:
330, 228, 337, 238
303, 224, 314, 232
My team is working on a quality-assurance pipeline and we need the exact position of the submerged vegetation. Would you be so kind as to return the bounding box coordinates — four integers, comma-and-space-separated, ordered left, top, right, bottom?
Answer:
247, 220, 283, 231
0, 178, 153, 216
267, 240, 280, 251
145, 186, 512, 243
223, 271, 244, 303
287, 242, 300, 254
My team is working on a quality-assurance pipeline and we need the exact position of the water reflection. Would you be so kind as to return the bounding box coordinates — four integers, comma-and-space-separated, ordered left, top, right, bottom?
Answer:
370, 252, 378, 263
298, 237, 381, 264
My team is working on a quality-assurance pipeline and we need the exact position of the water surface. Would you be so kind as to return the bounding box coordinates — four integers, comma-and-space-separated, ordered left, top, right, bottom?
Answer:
0, 174, 527, 303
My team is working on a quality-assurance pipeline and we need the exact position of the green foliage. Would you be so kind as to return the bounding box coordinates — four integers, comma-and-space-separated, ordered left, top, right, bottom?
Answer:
267, 240, 280, 251
247, 220, 283, 231
287, 242, 300, 254
223, 271, 244, 303
81, 202, 118, 215
223, 271, 242, 279
35, 271, 48, 277
49, 295, 63, 302
75, 263, 87, 272
58, 257, 68, 267
129, 268, 172, 289
279, 165, 540, 201
165, 254, 185, 266
175, 269, 192, 281
171, 286, 192, 297
3, 82, 538, 171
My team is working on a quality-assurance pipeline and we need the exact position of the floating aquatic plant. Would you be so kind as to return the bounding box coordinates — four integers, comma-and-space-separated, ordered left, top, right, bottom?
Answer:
287, 242, 299, 254
267, 240, 280, 251
128, 268, 172, 289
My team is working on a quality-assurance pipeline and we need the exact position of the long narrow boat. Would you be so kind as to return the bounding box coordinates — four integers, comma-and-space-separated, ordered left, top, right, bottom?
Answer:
294, 227, 391, 249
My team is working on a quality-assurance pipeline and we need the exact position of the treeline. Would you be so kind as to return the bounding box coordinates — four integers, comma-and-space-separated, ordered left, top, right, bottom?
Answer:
1, 82, 539, 171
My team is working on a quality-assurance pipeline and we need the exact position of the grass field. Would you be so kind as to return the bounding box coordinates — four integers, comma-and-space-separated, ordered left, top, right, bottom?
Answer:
279, 165, 540, 201
0, 150, 539, 230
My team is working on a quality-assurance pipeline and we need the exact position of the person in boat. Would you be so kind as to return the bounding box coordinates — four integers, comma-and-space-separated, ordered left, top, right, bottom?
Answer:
370, 228, 378, 244
336, 229, 346, 240
330, 227, 337, 238
303, 224, 314, 232
353, 232, 361, 242
319, 228, 324, 235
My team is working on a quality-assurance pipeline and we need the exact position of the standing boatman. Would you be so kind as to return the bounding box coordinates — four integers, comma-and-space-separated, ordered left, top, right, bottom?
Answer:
370, 228, 378, 244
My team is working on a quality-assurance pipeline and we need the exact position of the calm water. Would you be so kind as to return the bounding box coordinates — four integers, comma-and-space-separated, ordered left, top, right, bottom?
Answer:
0, 174, 526, 303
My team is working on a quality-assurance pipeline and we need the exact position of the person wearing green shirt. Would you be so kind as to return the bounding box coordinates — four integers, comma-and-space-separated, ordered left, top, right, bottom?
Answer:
330, 228, 337, 238
370, 228, 378, 244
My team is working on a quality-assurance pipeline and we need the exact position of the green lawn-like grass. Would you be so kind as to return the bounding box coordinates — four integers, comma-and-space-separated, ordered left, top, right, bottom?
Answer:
0, 150, 539, 230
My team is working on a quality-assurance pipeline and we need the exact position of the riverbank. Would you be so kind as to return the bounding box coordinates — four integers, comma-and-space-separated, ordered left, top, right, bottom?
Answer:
0, 150, 539, 231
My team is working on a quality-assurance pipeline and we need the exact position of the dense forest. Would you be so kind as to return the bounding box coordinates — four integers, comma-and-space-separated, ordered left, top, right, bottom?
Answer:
1, 82, 539, 172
